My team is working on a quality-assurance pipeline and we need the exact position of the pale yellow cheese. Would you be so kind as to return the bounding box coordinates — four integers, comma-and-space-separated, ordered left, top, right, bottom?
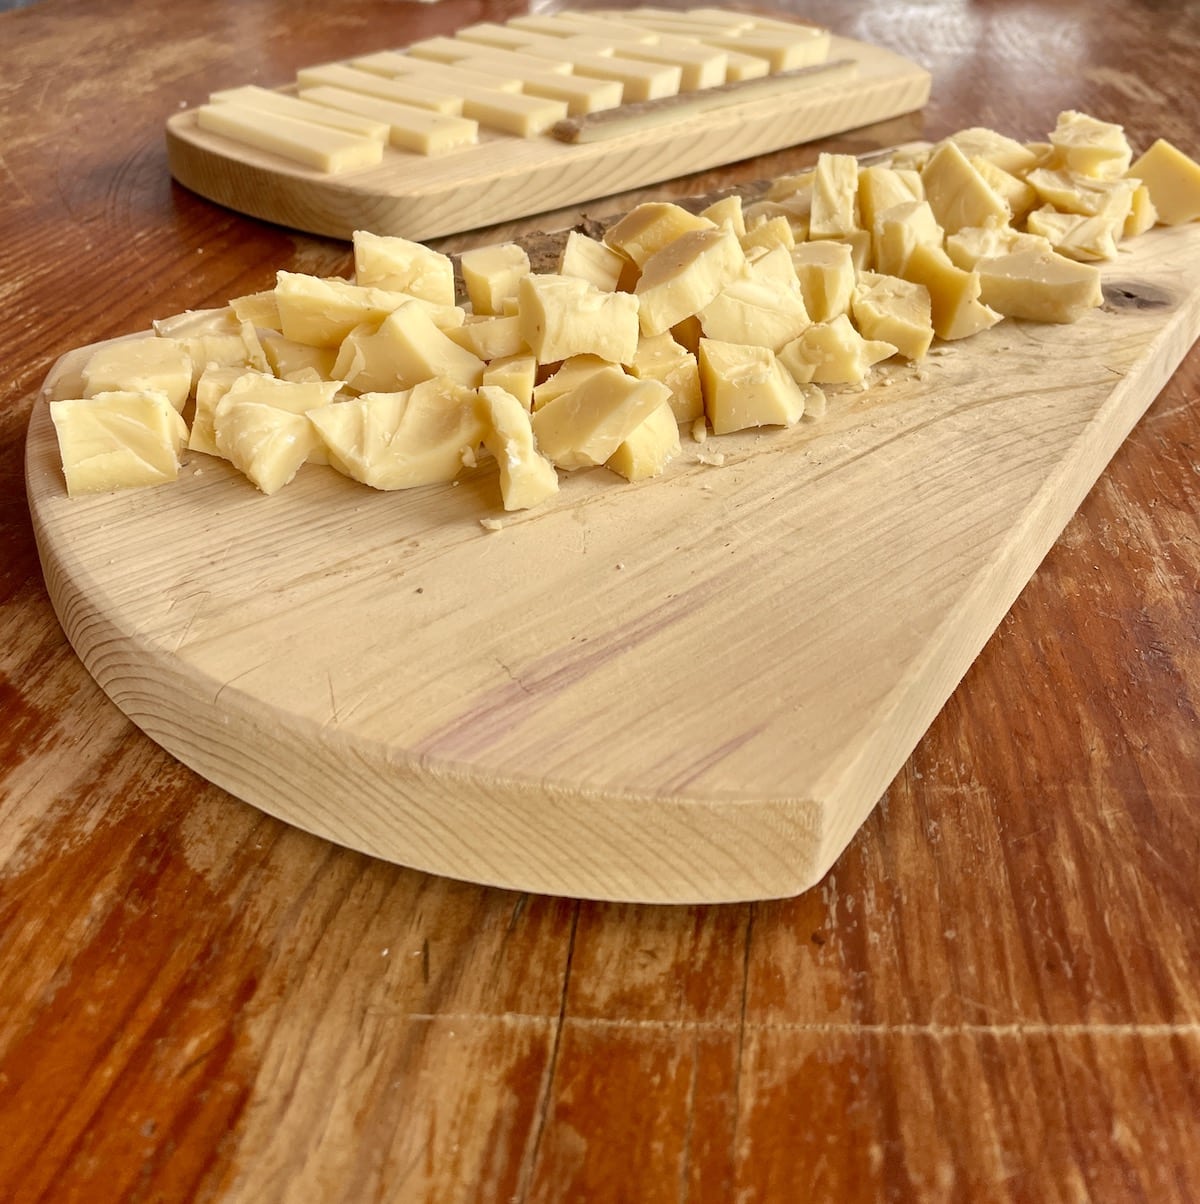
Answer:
850, 272, 934, 361
975, 247, 1104, 323
482, 354, 538, 410
740, 214, 795, 254
944, 127, 1040, 176
350, 52, 526, 93
790, 240, 855, 323
778, 314, 896, 385
214, 372, 343, 465
475, 385, 560, 510
332, 301, 485, 392
1123, 183, 1158, 239
1049, 110, 1132, 178
228, 289, 281, 330
297, 86, 478, 154
259, 332, 338, 382
629, 332, 703, 423
920, 140, 1010, 234
1025, 206, 1123, 262
518, 274, 640, 364
698, 338, 813, 435
81, 336, 193, 413
970, 156, 1038, 224
855, 164, 923, 234
634, 225, 747, 336
1025, 167, 1138, 225
699, 194, 747, 237
209, 84, 390, 142
604, 202, 716, 269
698, 269, 810, 351
530, 365, 671, 469
809, 152, 860, 239
606, 402, 681, 481
296, 64, 465, 114
461, 242, 532, 315
943, 223, 1052, 271
177, 319, 269, 391
50, 390, 188, 496
531, 355, 612, 411
188, 365, 246, 456
458, 57, 623, 115
1126, 138, 1200, 225
446, 314, 529, 361
523, 42, 683, 102
195, 103, 384, 173
900, 243, 1002, 341
745, 243, 801, 291
353, 230, 456, 305
558, 231, 627, 292
872, 200, 945, 278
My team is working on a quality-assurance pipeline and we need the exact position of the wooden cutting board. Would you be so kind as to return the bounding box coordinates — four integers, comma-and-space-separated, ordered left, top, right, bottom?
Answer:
25, 222, 1200, 903
165, 33, 930, 241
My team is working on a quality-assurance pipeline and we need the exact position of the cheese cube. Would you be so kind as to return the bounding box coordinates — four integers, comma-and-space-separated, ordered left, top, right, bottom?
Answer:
518, 274, 640, 365
1126, 138, 1200, 225
482, 354, 538, 410
460, 242, 531, 315
698, 339, 813, 435
809, 152, 860, 239
872, 200, 945, 279
920, 140, 1010, 234
189, 365, 248, 456
944, 127, 1040, 176
604, 202, 716, 269
446, 314, 528, 361
700, 194, 747, 237
856, 164, 924, 234
259, 331, 338, 381
698, 269, 810, 352
81, 337, 193, 413
1025, 206, 1123, 262
629, 332, 703, 423
1049, 110, 1132, 178
532, 355, 612, 411
606, 403, 681, 482
975, 248, 1103, 323
778, 314, 896, 385
476, 385, 560, 511
790, 240, 855, 323
50, 390, 188, 496
851, 272, 934, 361
944, 223, 1052, 271
353, 230, 456, 306
901, 243, 1002, 341
634, 225, 747, 337
214, 400, 317, 495
558, 231, 626, 292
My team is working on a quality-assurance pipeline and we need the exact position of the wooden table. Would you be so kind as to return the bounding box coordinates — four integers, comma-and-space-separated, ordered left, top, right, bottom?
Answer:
2, 0, 1198, 1199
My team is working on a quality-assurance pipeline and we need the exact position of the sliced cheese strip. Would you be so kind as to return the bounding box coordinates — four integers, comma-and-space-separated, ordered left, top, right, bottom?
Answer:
506, 13, 657, 41
298, 86, 478, 154
594, 36, 729, 91
403, 42, 575, 76
454, 84, 569, 137
615, 8, 758, 32
453, 22, 548, 52
696, 29, 831, 73
209, 84, 389, 141
195, 103, 383, 172
296, 63, 464, 114
456, 57, 623, 116
351, 52, 525, 93
523, 43, 682, 102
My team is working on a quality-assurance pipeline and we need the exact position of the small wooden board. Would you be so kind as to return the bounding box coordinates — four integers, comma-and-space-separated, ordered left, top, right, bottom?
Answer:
26, 224, 1200, 904
165, 34, 930, 241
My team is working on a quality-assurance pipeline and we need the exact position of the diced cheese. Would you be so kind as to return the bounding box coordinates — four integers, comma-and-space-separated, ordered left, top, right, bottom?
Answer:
698, 338, 813, 434
900, 243, 1002, 341
482, 354, 538, 410
1126, 138, 1200, 225
558, 231, 627, 292
353, 230, 456, 305
872, 200, 944, 278
920, 140, 1010, 234
809, 153, 860, 239
790, 240, 855, 323
476, 385, 560, 510
461, 242, 532, 315
851, 272, 934, 361
778, 314, 896, 385
606, 402, 681, 481
517, 274, 640, 364
1049, 109, 1132, 178
634, 225, 747, 336
81, 337, 193, 413
604, 202, 716, 268
975, 248, 1104, 323
629, 332, 703, 423
698, 269, 810, 351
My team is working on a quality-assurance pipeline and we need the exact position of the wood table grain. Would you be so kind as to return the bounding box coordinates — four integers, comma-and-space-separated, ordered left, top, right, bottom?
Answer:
1, 1, 1198, 1200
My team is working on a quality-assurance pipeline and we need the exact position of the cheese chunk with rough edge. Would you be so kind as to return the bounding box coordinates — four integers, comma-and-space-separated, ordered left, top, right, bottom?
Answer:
698, 270, 809, 352
920, 140, 1010, 235
746, 243, 801, 291
790, 240, 855, 324
215, 373, 343, 467
740, 214, 794, 255
353, 231, 455, 305
809, 153, 860, 239
195, 103, 384, 173
699, 339, 812, 436
558, 231, 626, 292
634, 225, 747, 337
447, 314, 528, 362
872, 200, 945, 279
476, 385, 560, 511
188, 365, 245, 456
229, 289, 281, 331
275, 273, 463, 348
209, 85, 389, 142
629, 332, 703, 424
1025, 168, 1138, 225
604, 202, 716, 269
297, 86, 478, 154
970, 157, 1038, 224
944, 223, 1052, 271
259, 331, 338, 382
482, 354, 537, 410
901, 243, 1002, 341
945, 127, 1040, 176
309, 378, 484, 490
82, 337, 193, 413
851, 272, 934, 362
607, 402, 681, 482
1123, 183, 1158, 239
532, 356, 612, 411
461, 242, 531, 316
50, 390, 188, 496
856, 165, 924, 234
518, 274, 640, 365
778, 315, 896, 386
1049, 110, 1132, 179
177, 319, 269, 391
1025, 206, 1123, 262
333, 302, 485, 393
214, 401, 317, 495
530, 366, 671, 470
975, 248, 1103, 324
700, 194, 746, 237
1126, 138, 1200, 225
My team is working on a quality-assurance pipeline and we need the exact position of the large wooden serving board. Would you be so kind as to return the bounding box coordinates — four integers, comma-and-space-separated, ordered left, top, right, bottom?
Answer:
165, 33, 930, 241
26, 223, 1200, 903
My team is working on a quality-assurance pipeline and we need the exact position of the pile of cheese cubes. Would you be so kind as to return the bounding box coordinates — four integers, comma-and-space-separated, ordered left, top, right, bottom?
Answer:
50, 111, 1200, 515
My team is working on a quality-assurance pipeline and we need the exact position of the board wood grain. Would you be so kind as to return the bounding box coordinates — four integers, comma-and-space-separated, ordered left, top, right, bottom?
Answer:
165, 34, 930, 241
25, 223, 1200, 904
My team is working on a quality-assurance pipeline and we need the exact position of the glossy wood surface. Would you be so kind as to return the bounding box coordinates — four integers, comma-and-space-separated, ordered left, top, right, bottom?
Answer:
2, 1, 1198, 1200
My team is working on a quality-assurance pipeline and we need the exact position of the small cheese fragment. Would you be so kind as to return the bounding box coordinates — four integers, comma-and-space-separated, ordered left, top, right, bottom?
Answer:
297, 86, 478, 154
81, 337, 193, 413
944, 223, 1052, 271
1122, 183, 1158, 239
195, 103, 384, 173
851, 272, 934, 362
558, 231, 627, 292
901, 243, 1002, 341
975, 248, 1103, 324
700, 193, 747, 236
790, 240, 855, 324
518, 274, 640, 365
475, 385, 560, 510
189, 365, 247, 456
629, 332, 703, 423
50, 390, 188, 496
634, 225, 747, 337
353, 230, 456, 305
856, 164, 924, 233
309, 378, 484, 489
259, 331, 338, 381
944, 126, 1040, 176
1049, 110, 1132, 178
447, 314, 528, 361
920, 140, 1010, 234
213, 401, 317, 495
778, 314, 896, 385
461, 242, 531, 315
333, 301, 485, 392
1126, 138, 1200, 225
1025, 206, 1123, 262
698, 268, 810, 352
808, 152, 860, 239
872, 200, 944, 278
604, 202, 716, 269
698, 339, 813, 435
482, 354, 538, 410
1025, 167, 1138, 226
606, 402, 681, 482
530, 366, 671, 469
